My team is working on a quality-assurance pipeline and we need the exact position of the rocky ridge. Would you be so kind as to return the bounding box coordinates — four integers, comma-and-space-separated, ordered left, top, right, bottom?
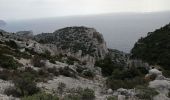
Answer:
0, 26, 169, 100
35, 27, 108, 64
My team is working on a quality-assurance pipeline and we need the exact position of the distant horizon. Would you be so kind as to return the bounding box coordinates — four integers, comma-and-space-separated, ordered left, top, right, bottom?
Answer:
1, 0, 170, 20
1, 11, 170, 53
2, 10, 170, 21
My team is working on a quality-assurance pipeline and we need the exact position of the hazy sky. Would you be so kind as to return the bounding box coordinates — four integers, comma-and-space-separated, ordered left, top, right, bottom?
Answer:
1, 0, 170, 20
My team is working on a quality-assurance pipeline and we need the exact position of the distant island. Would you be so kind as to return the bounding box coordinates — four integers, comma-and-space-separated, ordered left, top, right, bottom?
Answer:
0, 20, 6, 27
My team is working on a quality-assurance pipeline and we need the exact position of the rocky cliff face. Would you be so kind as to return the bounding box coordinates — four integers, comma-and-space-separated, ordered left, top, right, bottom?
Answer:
34, 27, 108, 66
35, 27, 108, 59
0, 25, 170, 100
131, 23, 170, 71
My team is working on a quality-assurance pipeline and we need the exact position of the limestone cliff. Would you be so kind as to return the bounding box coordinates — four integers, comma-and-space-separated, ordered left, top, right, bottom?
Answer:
35, 26, 108, 65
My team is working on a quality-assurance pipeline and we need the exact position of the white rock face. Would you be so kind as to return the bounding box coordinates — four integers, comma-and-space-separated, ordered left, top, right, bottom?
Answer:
118, 95, 126, 100
0, 94, 19, 100
107, 89, 113, 94
0, 80, 14, 94
128, 59, 150, 69
37, 75, 106, 100
149, 80, 170, 94
149, 68, 162, 76
0, 80, 18, 100
35, 27, 108, 64
153, 94, 170, 100
146, 68, 170, 100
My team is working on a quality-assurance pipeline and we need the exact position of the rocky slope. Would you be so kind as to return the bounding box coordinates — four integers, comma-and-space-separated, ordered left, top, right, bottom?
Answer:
0, 27, 109, 100
0, 26, 170, 100
35, 27, 108, 60
131, 23, 170, 71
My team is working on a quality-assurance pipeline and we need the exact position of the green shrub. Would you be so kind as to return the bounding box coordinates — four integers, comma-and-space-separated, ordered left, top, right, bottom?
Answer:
106, 66, 148, 90
107, 96, 117, 100
136, 85, 159, 100
95, 54, 123, 76
81, 88, 95, 100
14, 77, 39, 96
59, 66, 77, 78
168, 91, 170, 98
0, 44, 31, 59
76, 65, 87, 74
49, 59, 56, 64
0, 54, 21, 69
47, 67, 59, 76
57, 82, 66, 95
0, 69, 11, 80
5, 40, 18, 49
131, 24, 170, 74
21, 92, 59, 100
63, 88, 95, 100
4, 86, 21, 97
107, 76, 147, 90
12, 69, 40, 97
31, 55, 45, 67
82, 69, 95, 79
63, 94, 81, 100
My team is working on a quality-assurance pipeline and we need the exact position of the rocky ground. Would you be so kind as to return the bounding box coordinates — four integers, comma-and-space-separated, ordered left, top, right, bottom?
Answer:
0, 27, 170, 100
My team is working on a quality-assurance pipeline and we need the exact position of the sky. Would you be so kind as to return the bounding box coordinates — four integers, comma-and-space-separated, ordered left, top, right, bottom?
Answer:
0, 0, 170, 20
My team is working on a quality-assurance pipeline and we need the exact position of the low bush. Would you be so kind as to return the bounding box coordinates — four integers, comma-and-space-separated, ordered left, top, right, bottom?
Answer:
13, 72, 40, 96
81, 88, 95, 100
59, 66, 77, 78
107, 76, 147, 90
5, 40, 18, 49
95, 54, 123, 76
49, 59, 56, 64
0, 42, 31, 59
3, 68, 40, 97
136, 85, 159, 100
82, 69, 95, 79
0, 54, 21, 69
31, 55, 45, 67
66, 56, 80, 65
168, 91, 170, 98
63, 94, 81, 100
107, 96, 117, 100
47, 67, 59, 76
106, 66, 148, 90
0, 70, 11, 80
76, 65, 87, 74
4, 86, 21, 97
21, 92, 59, 100
63, 88, 95, 100
57, 82, 66, 95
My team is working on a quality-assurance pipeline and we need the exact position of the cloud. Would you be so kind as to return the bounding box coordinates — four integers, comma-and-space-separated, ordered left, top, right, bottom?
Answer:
0, 0, 170, 20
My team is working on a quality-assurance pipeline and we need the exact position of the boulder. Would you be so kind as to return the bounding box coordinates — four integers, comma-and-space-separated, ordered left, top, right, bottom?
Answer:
149, 68, 162, 76
107, 89, 113, 94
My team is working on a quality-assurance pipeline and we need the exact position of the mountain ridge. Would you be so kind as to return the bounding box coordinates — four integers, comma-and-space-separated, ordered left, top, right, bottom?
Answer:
0, 25, 170, 100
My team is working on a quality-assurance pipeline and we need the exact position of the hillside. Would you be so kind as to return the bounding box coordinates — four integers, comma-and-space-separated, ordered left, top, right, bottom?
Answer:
0, 27, 169, 100
131, 23, 170, 71
35, 27, 108, 61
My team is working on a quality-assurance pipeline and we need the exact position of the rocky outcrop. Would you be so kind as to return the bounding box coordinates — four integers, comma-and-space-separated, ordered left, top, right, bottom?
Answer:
16, 31, 34, 39
35, 27, 108, 63
108, 49, 129, 68
127, 59, 150, 69
146, 68, 170, 100
131, 23, 170, 70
